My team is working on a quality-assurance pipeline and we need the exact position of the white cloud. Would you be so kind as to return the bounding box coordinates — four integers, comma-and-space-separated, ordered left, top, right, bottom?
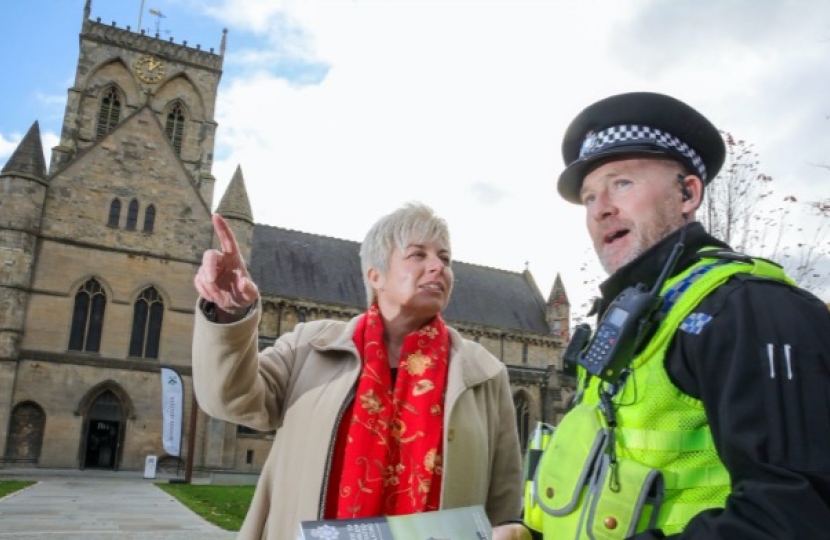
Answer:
0, 133, 18, 161
196, 0, 830, 311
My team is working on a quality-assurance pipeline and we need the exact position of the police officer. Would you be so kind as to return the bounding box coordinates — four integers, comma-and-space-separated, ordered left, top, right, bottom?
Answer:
510, 92, 830, 539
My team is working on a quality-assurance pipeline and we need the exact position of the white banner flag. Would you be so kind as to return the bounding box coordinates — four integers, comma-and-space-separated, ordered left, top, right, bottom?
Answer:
160, 367, 184, 456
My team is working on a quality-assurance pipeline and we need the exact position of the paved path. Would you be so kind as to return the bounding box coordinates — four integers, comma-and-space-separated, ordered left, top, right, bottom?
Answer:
0, 473, 237, 539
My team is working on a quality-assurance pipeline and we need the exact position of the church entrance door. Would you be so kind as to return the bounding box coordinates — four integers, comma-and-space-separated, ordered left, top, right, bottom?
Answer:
83, 419, 120, 469
80, 390, 124, 470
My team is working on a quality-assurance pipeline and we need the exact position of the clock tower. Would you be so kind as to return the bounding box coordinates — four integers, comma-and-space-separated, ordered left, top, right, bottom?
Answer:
50, 0, 226, 206
0, 0, 238, 472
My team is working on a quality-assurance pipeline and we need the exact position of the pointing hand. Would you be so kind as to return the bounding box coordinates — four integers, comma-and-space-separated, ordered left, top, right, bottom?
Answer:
194, 214, 259, 321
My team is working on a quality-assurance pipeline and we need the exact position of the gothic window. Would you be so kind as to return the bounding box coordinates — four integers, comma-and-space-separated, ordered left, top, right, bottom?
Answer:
164, 102, 185, 156
143, 204, 156, 233
4, 401, 45, 463
514, 393, 531, 451
69, 278, 106, 353
126, 199, 139, 231
129, 287, 164, 358
96, 86, 122, 140
522, 342, 529, 364
108, 198, 121, 227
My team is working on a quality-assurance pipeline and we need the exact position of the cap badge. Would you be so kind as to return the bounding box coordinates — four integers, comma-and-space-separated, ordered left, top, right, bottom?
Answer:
579, 130, 598, 158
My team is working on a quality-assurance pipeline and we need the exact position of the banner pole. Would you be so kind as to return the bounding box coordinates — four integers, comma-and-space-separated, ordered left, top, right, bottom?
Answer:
184, 382, 198, 484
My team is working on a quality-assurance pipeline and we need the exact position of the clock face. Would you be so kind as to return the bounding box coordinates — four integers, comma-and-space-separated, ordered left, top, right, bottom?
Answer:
134, 55, 166, 84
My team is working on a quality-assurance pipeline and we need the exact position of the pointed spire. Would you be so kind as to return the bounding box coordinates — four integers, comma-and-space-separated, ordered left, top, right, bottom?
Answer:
216, 165, 253, 223
84, 0, 91, 20
1, 121, 47, 181
548, 273, 569, 306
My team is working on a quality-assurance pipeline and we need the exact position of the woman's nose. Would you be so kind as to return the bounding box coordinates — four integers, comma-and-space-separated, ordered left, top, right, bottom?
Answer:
427, 255, 446, 272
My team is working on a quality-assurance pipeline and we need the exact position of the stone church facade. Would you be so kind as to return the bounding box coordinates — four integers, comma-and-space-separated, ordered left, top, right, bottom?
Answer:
0, 1, 576, 476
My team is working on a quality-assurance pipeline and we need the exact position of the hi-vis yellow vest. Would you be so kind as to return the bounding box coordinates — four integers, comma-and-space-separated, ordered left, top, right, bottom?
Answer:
524, 252, 794, 539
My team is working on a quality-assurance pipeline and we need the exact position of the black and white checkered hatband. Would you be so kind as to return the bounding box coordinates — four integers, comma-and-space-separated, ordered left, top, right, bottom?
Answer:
578, 124, 707, 181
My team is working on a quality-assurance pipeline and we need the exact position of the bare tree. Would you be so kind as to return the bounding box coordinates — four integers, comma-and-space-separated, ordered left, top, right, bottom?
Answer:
699, 132, 777, 252
700, 132, 830, 296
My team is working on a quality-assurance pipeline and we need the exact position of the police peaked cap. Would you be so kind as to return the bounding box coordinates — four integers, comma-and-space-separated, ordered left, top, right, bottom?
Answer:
557, 92, 726, 204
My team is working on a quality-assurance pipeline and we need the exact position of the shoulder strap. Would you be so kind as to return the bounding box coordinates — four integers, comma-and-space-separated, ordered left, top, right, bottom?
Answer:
632, 251, 794, 369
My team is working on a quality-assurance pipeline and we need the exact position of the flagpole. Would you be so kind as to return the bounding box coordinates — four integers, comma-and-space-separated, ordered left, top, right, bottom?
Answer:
138, 0, 146, 32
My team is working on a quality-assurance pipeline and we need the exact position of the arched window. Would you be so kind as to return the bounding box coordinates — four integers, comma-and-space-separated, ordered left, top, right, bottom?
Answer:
126, 199, 139, 231
4, 401, 46, 463
129, 287, 164, 358
164, 102, 185, 156
107, 198, 121, 227
96, 86, 122, 140
514, 393, 531, 451
143, 204, 156, 233
69, 278, 106, 352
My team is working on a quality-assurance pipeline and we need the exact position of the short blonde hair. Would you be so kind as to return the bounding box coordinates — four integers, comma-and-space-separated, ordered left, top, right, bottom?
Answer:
359, 202, 451, 307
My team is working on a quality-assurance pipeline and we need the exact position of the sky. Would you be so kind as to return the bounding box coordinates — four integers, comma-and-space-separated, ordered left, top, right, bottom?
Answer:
2, 0, 829, 314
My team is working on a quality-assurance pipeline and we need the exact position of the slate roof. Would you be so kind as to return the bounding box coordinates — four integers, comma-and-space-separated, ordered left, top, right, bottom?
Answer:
250, 224, 552, 334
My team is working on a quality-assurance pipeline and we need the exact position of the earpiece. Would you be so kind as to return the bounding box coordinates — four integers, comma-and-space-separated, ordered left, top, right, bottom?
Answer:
677, 174, 692, 201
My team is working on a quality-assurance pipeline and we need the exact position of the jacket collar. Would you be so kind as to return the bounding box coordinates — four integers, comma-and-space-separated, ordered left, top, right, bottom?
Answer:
307, 314, 500, 388
597, 222, 730, 314
308, 315, 362, 354
446, 325, 504, 388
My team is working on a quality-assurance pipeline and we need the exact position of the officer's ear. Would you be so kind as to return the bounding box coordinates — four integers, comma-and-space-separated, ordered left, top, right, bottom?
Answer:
677, 174, 703, 218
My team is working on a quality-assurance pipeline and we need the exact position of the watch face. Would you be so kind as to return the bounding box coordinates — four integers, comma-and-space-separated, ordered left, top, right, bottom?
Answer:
134, 55, 166, 84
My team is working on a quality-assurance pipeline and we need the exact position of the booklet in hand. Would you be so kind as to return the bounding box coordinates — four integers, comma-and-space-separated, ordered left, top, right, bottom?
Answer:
297, 504, 491, 539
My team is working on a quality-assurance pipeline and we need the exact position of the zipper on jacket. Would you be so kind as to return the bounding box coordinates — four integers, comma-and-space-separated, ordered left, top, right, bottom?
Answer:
317, 385, 356, 518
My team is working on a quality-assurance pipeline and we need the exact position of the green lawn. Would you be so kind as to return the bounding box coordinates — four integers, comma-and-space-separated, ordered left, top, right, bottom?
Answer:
156, 483, 255, 531
0, 481, 35, 498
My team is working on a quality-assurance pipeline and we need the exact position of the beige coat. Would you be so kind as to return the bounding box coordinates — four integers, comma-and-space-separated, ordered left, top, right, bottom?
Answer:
193, 304, 523, 540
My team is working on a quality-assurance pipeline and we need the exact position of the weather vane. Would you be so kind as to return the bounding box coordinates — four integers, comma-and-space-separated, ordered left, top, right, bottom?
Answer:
137, 1, 169, 36
148, 8, 167, 36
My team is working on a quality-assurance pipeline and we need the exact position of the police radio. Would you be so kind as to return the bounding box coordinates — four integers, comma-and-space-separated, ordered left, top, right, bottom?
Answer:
564, 240, 685, 385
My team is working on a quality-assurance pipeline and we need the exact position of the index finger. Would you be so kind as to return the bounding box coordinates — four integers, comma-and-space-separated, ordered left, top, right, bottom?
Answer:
212, 214, 239, 255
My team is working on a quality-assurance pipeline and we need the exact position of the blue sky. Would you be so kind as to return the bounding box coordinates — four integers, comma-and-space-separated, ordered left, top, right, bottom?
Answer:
3, 0, 830, 308
2, 1, 247, 147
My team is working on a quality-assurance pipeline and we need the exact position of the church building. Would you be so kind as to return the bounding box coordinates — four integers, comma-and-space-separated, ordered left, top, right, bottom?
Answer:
0, 1, 575, 476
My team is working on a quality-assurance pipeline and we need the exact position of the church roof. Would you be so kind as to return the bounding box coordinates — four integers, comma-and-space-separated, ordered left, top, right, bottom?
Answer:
1, 121, 47, 181
216, 166, 253, 223
250, 224, 552, 334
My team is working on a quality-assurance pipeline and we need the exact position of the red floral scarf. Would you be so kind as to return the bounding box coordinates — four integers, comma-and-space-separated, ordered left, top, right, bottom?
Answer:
333, 303, 450, 518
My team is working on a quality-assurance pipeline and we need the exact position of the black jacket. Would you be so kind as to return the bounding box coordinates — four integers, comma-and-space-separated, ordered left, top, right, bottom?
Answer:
593, 223, 830, 539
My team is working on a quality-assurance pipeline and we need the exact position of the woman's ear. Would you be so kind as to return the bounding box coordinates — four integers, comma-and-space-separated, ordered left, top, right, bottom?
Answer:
367, 267, 383, 292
